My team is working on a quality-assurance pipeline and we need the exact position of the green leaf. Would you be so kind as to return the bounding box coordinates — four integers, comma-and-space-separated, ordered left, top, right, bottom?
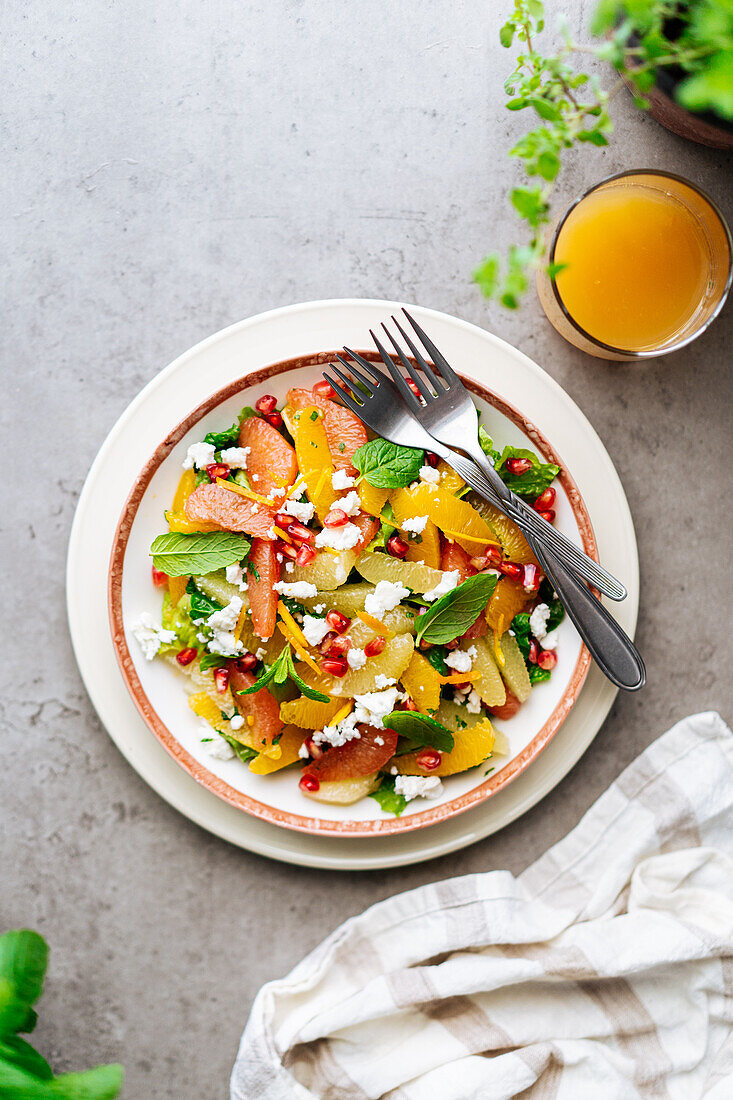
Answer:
288, 662, 330, 703
416, 573, 498, 645
505, 96, 528, 110
220, 734, 259, 763
0, 1035, 52, 1080
499, 21, 515, 48
0, 931, 47, 1036
536, 150, 561, 181
199, 651, 228, 671
203, 421, 240, 450
576, 128, 609, 145
423, 645, 449, 677
383, 711, 455, 752
473, 254, 501, 298
236, 644, 329, 702
368, 775, 407, 817
185, 578, 222, 622
150, 532, 251, 578
49, 1064, 124, 1099
352, 439, 424, 488
677, 55, 733, 122
529, 665, 552, 684
495, 445, 559, 499
528, 97, 561, 122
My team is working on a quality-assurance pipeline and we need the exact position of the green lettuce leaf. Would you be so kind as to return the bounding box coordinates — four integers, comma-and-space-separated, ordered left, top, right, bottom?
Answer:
368, 775, 407, 817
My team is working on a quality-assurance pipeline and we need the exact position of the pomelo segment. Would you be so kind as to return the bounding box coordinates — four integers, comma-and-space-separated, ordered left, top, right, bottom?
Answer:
295, 632, 414, 697
239, 416, 297, 498
465, 492, 537, 565
304, 725, 398, 782
185, 483, 278, 538
397, 702, 496, 777
299, 586, 417, 633
355, 550, 443, 594
467, 637, 506, 708
230, 667, 283, 747
248, 538, 280, 639
284, 405, 337, 522
287, 387, 368, 474
301, 772, 380, 805
288, 548, 358, 591
496, 632, 532, 702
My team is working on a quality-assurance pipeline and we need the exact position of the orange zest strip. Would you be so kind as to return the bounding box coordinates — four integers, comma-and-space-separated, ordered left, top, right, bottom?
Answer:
320, 545, 340, 556
234, 602, 249, 641
442, 528, 500, 546
276, 621, 322, 677
330, 701, 353, 726
246, 715, 255, 727
277, 601, 308, 649
216, 477, 274, 507
357, 611, 395, 638
272, 526, 293, 543
438, 671, 483, 686
287, 473, 307, 498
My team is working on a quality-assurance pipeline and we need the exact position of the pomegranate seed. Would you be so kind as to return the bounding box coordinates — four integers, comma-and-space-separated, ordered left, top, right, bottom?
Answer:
321, 656, 348, 677
326, 610, 351, 634
407, 379, 422, 399
400, 697, 419, 711
275, 539, 298, 561
176, 647, 197, 666
522, 563, 540, 593
151, 566, 168, 587
206, 463, 231, 481
327, 635, 352, 657
386, 534, 409, 559
528, 640, 539, 665
364, 635, 386, 657
214, 667, 230, 693
263, 410, 283, 429
416, 748, 441, 771
453, 681, 471, 692
470, 546, 503, 571
318, 630, 338, 654
236, 653, 258, 672
506, 457, 532, 476
299, 773, 320, 793
287, 520, 315, 545
425, 451, 439, 467
313, 380, 336, 400
295, 544, 317, 567
537, 509, 556, 524
324, 508, 348, 528
537, 649, 557, 670
274, 511, 292, 528
533, 487, 556, 511
304, 735, 323, 759
255, 394, 278, 414
499, 561, 523, 580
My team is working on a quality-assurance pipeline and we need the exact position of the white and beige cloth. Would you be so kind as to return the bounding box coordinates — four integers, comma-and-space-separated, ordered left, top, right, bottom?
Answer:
232, 711, 733, 1099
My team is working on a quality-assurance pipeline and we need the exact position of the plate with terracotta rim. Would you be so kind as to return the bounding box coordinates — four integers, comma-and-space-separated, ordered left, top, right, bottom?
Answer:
68, 299, 638, 865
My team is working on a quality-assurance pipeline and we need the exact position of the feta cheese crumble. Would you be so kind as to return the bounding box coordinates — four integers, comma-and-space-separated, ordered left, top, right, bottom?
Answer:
465, 688, 482, 714
284, 497, 315, 524
353, 687, 401, 728
445, 645, 477, 674
273, 580, 318, 600
402, 514, 429, 534
394, 774, 443, 801
346, 647, 367, 670
301, 615, 331, 647
423, 570, 460, 602
182, 441, 216, 470
337, 490, 361, 517
315, 522, 362, 551
298, 741, 310, 759
205, 733, 237, 761
225, 563, 249, 591
219, 445, 251, 469
332, 470, 356, 490
374, 674, 397, 689
529, 603, 551, 640
205, 597, 245, 657
131, 613, 176, 660
313, 712, 361, 747
364, 580, 410, 619
419, 464, 440, 484
229, 714, 245, 731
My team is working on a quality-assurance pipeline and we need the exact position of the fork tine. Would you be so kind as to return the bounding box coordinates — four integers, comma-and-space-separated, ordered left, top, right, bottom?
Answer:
341, 346, 384, 386
380, 320, 433, 401
369, 328, 421, 407
322, 369, 366, 414
402, 308, 460, 386
334, 354, 377, 396
389, 316, 446, 393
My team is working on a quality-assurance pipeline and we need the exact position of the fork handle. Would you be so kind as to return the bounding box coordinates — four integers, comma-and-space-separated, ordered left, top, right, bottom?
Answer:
527, 534, 646, 691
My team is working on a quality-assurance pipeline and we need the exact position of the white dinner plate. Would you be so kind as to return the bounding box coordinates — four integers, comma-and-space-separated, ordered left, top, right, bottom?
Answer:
67, 299, 639, 869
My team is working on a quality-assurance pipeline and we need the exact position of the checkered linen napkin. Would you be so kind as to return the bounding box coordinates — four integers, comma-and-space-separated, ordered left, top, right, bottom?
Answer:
231, 712, 733, 1099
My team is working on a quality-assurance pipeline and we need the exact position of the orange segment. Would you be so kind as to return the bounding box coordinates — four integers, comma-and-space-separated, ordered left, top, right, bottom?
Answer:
287, 387, 368, 474
166, 509, 220, 534
284, 405, 337, 522
280, 696, 343, 729
249, 539, 280, 639
400, 651, 441, 712
391, 485, 442, 569
167, 574, 189, 606
466, 494, 537, 565
393, 483, 497, 557
184, 483, 279, 538
485, 576, 531, 633
239, 416, 297, 498
359, 481, 390, 517
435, 460, 465, 495
249, 725, 306, 774
398, 710, 496, 777
172, 468, 197, 512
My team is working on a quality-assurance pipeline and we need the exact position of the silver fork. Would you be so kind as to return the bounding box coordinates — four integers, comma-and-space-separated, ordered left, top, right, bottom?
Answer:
323, 353, 645, 692
379, 310, 626, 602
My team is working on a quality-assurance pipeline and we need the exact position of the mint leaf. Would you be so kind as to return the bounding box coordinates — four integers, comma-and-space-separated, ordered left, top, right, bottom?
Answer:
199, 652, 228, 672
529, 666, 551, 685
185, 578, 222, 622
423, 646, 449, 677
416, 573, 498, 645
220, 734, 258, 763
150, 532, 250, 577
288, 660, 330, 703
383, 711, 455, 752
495, 446, 559, 499
235, 644, 329, 702
353, 439, 424, 488
368, 775, 407, 817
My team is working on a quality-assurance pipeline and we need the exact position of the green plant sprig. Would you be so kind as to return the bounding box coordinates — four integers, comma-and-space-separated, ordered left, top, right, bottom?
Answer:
475, 0, 732, 309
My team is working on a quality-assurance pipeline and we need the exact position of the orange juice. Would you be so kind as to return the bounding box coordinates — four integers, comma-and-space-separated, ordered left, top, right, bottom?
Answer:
553, 185, 710, 352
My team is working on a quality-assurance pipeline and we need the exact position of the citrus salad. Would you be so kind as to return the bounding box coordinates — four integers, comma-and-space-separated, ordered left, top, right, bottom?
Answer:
133, 381, 565, 815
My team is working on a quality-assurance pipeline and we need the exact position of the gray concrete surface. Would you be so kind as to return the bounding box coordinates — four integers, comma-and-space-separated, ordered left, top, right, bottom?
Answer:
3, 1, 732, 1096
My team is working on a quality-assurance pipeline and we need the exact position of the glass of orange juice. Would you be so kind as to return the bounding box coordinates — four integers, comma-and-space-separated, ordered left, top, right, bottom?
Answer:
536, 170, 732, 361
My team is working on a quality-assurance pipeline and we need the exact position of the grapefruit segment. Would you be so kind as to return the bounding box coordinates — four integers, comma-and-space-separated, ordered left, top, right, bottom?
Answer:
229, 667, 283, 747
239, 416, 297, 498
184, 483, 278, 538
248, 538, 280, 639
280, 696, 343, 729
441, 540, 476, 580
304, 724, 398, 782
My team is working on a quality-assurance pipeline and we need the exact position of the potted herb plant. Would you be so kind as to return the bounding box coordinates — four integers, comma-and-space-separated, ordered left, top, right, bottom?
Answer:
476, 0, 733, 308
